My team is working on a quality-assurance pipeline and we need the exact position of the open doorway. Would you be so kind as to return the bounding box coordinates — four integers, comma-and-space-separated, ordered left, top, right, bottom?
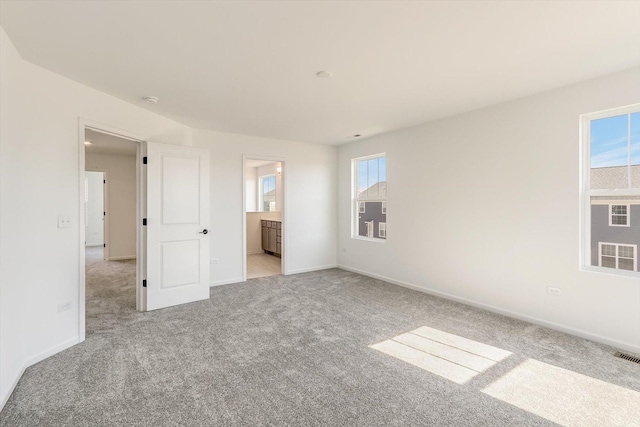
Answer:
83, 128, 139, 333
244, 158, 285, 279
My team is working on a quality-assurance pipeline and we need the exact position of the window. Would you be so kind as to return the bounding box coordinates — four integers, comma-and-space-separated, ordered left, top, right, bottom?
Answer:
379, 222, 386, 238
259, 175, 276, 212
599, 243, 637, 271
609, 204, 629, 227
353, 154, 387, 240
582, 104, 639, 275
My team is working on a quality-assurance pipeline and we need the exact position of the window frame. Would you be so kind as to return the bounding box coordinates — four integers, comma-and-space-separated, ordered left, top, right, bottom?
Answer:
598, 242, 637, 271
609, 204, 630, 227
580, 103, 640, 277
259, 174, 276, 212
352, 153, 387, 242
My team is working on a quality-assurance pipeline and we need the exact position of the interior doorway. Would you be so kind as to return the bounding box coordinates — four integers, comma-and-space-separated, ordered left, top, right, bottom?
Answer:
243, 157, 286, 279
83, 127, 139, 334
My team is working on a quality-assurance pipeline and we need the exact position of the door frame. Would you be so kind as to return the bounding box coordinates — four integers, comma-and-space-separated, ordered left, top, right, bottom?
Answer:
84, 170, 109, 259
242, 155, 288, 281
77, 118, 146, 341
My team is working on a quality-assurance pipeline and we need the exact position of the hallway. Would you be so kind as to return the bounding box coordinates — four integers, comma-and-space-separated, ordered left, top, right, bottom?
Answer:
85, 247, 137, 333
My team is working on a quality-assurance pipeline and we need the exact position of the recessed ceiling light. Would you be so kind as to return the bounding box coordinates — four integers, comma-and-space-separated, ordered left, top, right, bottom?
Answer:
142, 96, 159, 104
84, 141, 92, 146
316, 71, 333, 78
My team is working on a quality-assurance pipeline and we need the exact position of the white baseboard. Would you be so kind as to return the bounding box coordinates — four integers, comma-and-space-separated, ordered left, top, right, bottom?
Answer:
85, 244, 103, 247
109, 255, 136, 261
210, 277, 244, 287
286, 264, 337, 275
337, 264, 640, 355
1, 365, 26, 412
246, 250, 263, 255
1, 336, 80, 411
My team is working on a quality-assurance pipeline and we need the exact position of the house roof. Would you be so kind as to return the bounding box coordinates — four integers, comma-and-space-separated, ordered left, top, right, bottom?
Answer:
590, 165, 640, 190
359, 181, 387, 198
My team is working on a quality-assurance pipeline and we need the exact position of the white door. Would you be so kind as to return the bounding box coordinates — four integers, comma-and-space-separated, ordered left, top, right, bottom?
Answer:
366, 221, 374, 238
145, 142, 210, 311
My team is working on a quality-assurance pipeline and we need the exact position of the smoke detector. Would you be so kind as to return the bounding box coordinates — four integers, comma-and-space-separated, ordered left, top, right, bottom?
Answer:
142, 96, 159, 104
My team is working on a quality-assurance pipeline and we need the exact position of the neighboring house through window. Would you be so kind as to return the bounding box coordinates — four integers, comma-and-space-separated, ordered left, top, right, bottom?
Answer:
353, 154, 387, 240
582, 104, 640, 274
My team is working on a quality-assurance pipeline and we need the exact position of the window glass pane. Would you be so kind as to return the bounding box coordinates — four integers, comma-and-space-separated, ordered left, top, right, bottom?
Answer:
619, 245, 634, 259
590, 197, 638, 270
619, 258, 634, 271
601, 256, 616, 268
632, 112, 640, 188
358, 160, 368, 197
379, 157, 387, 198
367, 158, 379, 197
590, 114, 629, 189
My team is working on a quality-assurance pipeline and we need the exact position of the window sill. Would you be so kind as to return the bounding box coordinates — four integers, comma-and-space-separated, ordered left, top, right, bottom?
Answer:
351, 235, 387, 243
580, 265, 640, 279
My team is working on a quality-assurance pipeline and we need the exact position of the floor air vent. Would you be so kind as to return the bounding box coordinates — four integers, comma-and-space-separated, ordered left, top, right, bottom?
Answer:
614, 351, 640, 365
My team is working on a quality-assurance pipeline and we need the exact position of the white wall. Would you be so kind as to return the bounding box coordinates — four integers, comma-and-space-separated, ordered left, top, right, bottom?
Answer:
194, 129, 337, 285
245, 166, 257, 212
0, 26, 192, 408
86, 153, 136, 259
85, 171, 104, 246
338, 67, 640, 353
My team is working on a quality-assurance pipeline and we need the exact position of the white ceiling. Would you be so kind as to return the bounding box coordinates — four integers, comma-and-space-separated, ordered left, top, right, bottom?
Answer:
2, 1, 639, 145
85, 129, 137, 156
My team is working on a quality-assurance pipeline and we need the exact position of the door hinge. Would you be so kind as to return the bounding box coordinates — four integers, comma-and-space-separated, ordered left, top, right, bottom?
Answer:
142, 280, 147, 288
103, 243, 106, 248
103, 211, 106, 216
143, 156, 148, 164
103, 179, 106, 184
143, 218, 147, 226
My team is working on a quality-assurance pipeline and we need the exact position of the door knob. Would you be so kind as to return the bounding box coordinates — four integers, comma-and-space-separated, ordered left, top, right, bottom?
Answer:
199, 229, 209, 234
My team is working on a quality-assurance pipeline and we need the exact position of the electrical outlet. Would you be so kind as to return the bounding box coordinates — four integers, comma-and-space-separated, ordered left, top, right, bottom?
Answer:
58, 301, 72, 312
547, 287, 562, 296
57, 215, 71, 228
210, 258, 219, 264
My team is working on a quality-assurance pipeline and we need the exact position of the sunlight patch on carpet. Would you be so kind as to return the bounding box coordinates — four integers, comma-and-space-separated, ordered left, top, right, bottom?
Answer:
370, 326, 511, 384
482, 358, 640, 426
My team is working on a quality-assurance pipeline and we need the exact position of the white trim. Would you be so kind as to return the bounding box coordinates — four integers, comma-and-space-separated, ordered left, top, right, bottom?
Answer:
0, 336, 80, 411
608, 204, 630, 227
352, 153, 387, 240
286, 264, 337, 275
109, 255, 137, 261
210, 277, 244, 287
242, 155, 288, 282
579, 103, 640, 276
78, 118, 146, 343
337, 265, 640, 355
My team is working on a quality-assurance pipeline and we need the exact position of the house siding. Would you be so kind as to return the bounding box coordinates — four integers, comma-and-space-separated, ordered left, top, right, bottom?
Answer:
591, 204, 640, 271
358, 201, 386, 239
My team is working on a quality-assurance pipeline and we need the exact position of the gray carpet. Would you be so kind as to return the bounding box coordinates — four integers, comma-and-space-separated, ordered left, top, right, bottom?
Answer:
1, 249, 639, 426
